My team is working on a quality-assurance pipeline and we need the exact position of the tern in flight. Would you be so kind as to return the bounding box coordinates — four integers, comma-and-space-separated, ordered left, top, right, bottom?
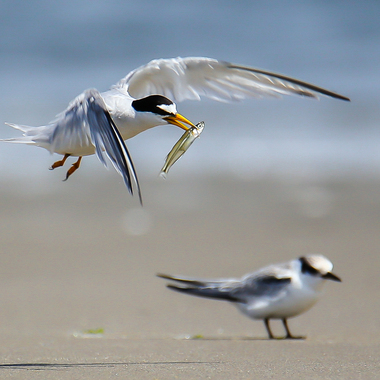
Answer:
2, 57, 350, 202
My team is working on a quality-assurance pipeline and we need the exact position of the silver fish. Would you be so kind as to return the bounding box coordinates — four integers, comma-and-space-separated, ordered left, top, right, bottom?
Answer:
160, 121, 205, 178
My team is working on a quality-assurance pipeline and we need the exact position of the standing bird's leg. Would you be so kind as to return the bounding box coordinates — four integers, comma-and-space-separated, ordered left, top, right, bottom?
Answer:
264, 318, 275, 339
63, 156, 83, 181
282, 318, 305, 340
50, 153, 71, 170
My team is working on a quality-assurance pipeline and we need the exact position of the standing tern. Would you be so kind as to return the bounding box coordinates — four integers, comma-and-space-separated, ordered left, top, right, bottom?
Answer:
2, 57, 350, 201
157, 254, 341, 339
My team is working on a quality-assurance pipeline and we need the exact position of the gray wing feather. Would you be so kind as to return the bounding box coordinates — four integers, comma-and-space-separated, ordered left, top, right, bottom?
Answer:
157, 273, 243, 301
50, 89, 142, 203
49, 93, 93, 154
114, 57, 349, 102
86, 90, 142, 203
233, 263, 294, 301
166, 284, 242, 302
158, 265, 292, 304
235, 275, 291, 300
157, 273, 237, 288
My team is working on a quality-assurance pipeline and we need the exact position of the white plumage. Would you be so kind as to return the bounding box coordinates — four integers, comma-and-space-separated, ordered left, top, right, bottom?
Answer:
158, 254, 341, 339
2, 57, 350, 201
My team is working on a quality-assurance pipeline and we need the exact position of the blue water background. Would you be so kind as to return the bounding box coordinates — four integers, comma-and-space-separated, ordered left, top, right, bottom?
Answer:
1, 0, 379, 186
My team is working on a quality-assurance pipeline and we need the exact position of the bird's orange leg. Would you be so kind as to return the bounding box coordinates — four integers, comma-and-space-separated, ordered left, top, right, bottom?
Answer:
50, 153, 71, 170
63, 156, 83, 181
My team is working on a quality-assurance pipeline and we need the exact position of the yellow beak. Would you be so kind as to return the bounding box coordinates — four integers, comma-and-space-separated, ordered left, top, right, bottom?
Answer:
164, 113, 196, 131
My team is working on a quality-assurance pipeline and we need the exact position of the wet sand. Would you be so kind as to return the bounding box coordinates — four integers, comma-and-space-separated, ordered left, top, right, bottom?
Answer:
0, 172, 379, 379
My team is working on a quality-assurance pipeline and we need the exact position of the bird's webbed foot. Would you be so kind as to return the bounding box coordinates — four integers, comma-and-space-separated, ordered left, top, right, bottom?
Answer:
63, 156, 82, 181
50, 153, 71, 170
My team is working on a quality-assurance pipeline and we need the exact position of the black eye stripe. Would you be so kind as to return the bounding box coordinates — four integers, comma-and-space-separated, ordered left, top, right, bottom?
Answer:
132, 95, 174, 115
299, 257, 319, 275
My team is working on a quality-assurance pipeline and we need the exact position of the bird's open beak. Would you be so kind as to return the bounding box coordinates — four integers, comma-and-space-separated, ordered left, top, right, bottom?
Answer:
322, 272, 342, 282
164, 113, 196, 131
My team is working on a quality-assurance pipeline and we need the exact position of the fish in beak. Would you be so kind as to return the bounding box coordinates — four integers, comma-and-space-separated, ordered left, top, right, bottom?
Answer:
160, 121, 205, 178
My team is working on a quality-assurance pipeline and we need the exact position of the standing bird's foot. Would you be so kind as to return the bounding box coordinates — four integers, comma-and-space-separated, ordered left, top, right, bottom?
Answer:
282, 319, 305, 340
50, 153, 71, 170
284, 334, 306, 340
63, 156, 82, 181
264, 318, 276, 339
264, 318, 306, 340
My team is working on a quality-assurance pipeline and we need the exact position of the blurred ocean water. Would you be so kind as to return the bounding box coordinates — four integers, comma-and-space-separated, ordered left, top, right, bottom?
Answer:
1, 0, 379, 183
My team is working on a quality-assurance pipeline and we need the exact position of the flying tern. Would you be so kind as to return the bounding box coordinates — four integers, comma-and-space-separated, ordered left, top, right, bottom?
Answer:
157, 254, 341, 339
2, 57, 350, 202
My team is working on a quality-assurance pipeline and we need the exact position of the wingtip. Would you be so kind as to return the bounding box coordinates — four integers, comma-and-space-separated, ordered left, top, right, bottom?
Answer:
166, 284, 189, 292
227, 63, 351, 102
156, 273, 172, 280
167, 284, 181, 290
328, 93, 350, 102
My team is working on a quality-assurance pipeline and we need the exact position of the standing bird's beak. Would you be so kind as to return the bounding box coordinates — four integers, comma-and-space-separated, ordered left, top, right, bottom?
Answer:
164, 113, 196, 130
322, 272, 342, 282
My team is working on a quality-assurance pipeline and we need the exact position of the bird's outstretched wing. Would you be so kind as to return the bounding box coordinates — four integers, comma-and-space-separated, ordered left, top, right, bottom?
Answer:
114, 57, 350, 102
51, 89, 142, 203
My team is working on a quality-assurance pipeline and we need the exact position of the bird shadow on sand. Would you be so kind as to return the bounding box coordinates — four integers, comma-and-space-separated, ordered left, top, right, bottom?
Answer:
0, 361, 220, 371
176, 335, 306, 341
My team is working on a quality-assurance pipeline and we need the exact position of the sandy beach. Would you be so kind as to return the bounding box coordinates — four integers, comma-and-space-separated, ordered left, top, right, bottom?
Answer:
1, 0, 379, 378
0, 169, 379, 379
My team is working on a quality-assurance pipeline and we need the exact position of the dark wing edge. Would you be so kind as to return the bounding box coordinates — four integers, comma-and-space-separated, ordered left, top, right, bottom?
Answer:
241, 274, 292, 298
86, 89, 143, 204
156, 273, 207, 287
166, 284, 242, 302
157, 273, 243, 302
115, 57, 350, 103
227, 63, 351, 101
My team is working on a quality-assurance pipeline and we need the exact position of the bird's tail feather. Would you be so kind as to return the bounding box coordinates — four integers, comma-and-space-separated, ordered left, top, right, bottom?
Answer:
157, 273, 208, 287
1, 123, 46, 145
4, 122, 35, 133
167, 284, 240, 302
